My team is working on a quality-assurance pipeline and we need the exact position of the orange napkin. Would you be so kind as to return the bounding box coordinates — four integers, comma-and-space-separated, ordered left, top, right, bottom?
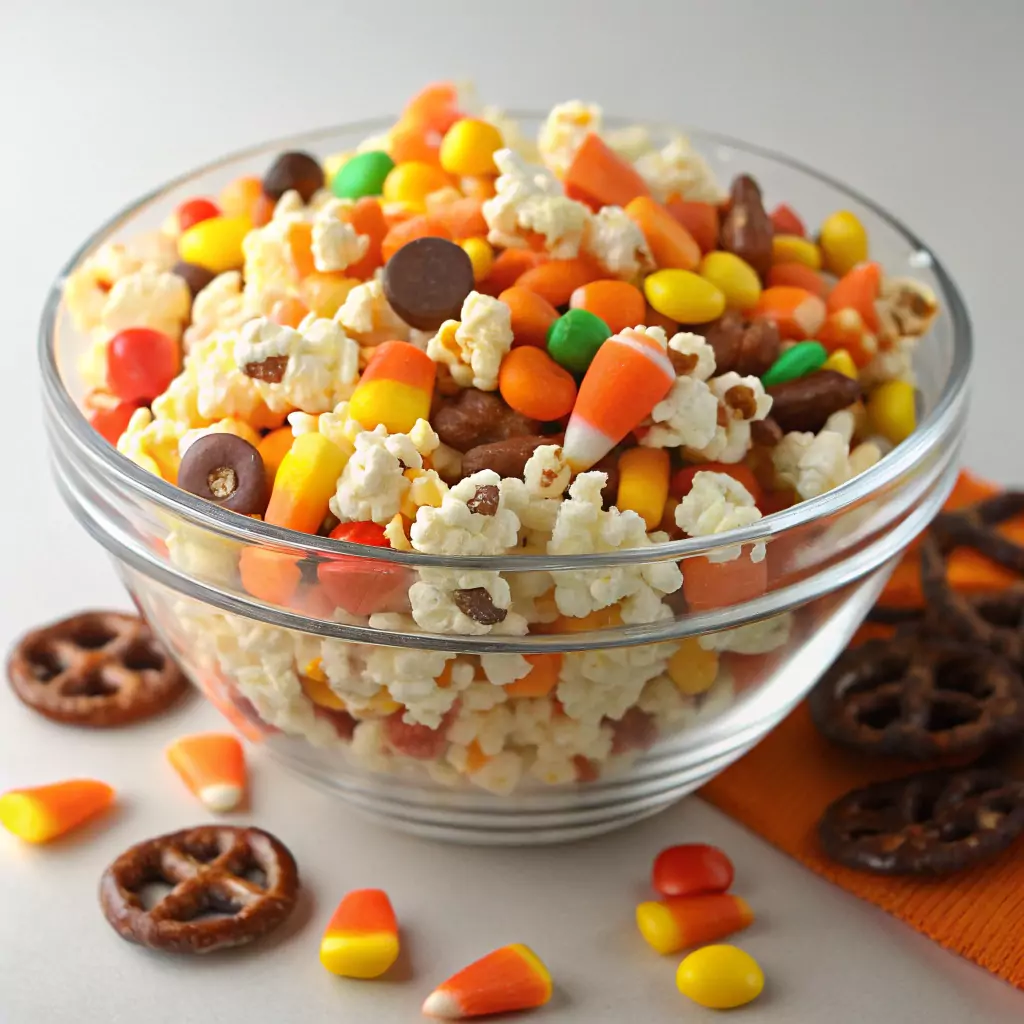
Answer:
701, 469, 1024, 989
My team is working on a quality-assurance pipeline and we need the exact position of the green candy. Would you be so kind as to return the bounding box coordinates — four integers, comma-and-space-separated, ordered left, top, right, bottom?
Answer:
331, 150, 395, 199
761, 340, 827, 387
546, 309, 612, 374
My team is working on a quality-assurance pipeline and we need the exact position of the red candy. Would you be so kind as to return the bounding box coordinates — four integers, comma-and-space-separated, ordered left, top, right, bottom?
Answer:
318, 521, 411, 616
88, 398, 140, 446
652, 843, 735, 897
769, 202, 805, 237
176, 197, 221, 233
105, 327, 180, 402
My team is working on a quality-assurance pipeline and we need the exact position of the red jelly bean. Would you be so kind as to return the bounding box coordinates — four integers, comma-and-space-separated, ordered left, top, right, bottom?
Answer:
176, 197, 221, 233
652, 843, 735, 898
318, 521, 412, 616
88, 399, 140, 446
106, 327, 180, 402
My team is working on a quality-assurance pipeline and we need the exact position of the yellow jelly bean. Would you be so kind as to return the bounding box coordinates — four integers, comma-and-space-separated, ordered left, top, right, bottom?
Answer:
698, 252, 762, 312
822, 348, 858, 380
819, 210, 869, 277
439, 118, 504, 176
867, 379, 916, 445
667, 638, 719, 696
382, 161, 452, 212
178, 215, 251, 274
644, 269, 725, 324
771, 234, 822, 269
676, 945, 764, 1010
616, 448, 670, 530
460, 236, 495, 282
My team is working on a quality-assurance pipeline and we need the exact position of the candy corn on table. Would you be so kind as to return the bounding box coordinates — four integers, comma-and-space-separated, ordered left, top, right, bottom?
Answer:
5, 4, 1024, 1022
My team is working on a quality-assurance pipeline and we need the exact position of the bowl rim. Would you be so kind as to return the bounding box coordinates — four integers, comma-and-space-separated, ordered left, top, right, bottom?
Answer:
39, 113, 973, 571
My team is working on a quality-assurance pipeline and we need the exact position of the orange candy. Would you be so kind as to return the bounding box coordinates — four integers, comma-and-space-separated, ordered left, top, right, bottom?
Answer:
827, 260, 882, 331
402, 81, 462, 134
388, 119, 442, 166
767, 262, 830, 299
665, 195, 720, 254
625, 196, 701, 271
499, 286, 560, 348
239, 548, 304, 606
498, 346, 577, 420
479, 249, 549, 296
769, 202, 805, 237
817, 308, 878, 367
636, 893, 754, 955
564, 132, 650, 208
569, 280, 646, 335
257, 427, 295, 491
320, 888, 400, 979
752, 286, 826, 341
504, 653, 563, 697
339, 197, 388, 279
0, 779, 115, 844
515, 256, 603, 307
683, 554, 768, 612
643, 302, 678, 335
429, 196, 488, 240
381, 215, 452, 263
166, 733, 246, 812
269, 296, 309, 329
218, 175, 263, 220
287, 221, 316, 279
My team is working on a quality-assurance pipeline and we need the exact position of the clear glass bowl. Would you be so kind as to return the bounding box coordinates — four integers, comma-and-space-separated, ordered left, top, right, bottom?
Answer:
40, 116, 971, 843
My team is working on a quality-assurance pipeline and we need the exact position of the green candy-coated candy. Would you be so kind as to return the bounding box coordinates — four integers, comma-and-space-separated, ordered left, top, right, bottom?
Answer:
546, 309, 612, 374
761, 340, 827, 387
332, 151, 395, 199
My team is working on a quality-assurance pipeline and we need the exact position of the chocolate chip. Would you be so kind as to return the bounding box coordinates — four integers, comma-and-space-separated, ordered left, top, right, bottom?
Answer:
243, 355, 289, 383
453, 588, 507, 625
383, 236, 475, 331
171, 261, 217, 299
767, 370, 862, 433
178, 434, 267, 515
433, 389, 540, 452
467, 485, 500, 516
262, 151, 325, 203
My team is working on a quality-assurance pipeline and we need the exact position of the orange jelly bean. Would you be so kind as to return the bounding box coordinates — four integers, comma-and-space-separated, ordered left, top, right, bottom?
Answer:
515, 256, 603, 307
569, 280, 646, 335
218, 175, 263, 220
767, 262, 830, 298
499, 286, 560, 348
498, 347, 577, 421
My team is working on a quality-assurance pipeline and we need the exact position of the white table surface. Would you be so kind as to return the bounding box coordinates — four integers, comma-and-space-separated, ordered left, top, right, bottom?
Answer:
3, 2, 1024, 1020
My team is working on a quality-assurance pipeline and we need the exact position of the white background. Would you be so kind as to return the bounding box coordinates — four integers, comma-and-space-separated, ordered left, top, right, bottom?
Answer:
2, 2, 1023, 1021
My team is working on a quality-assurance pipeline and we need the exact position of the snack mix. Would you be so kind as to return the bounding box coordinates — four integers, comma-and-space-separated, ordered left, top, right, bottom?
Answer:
64, 82, 940, 796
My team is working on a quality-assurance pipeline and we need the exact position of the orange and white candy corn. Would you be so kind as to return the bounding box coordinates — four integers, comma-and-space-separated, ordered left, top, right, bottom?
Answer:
349, 340, 436, 435
320, 888, 400, 979
0, 779, 114, 843
166, 733, 246, 812
422, 943, 553, 1019
562, 328, 675, 471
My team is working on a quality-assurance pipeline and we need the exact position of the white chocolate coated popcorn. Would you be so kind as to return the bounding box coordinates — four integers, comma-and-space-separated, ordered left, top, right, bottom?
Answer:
583, 206, 653, 280
635, 134, 725, 204
311, 199, 369, 273
537, 100, 602, 177
675, 471, 764, 562
336, 278, 410, 345
426, 291, 513, 392
411, 471, 520, 556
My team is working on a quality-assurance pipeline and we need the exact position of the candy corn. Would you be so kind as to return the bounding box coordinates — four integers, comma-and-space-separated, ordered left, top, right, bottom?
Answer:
562, 328, 675, 471
0, 779, 114, 843
320, 888, 399, 979
422, 943, 553, 1019
166, 733, 246, 812
349, 340, 436, 435
264, 432, 348, 534
636, 893, 753, 955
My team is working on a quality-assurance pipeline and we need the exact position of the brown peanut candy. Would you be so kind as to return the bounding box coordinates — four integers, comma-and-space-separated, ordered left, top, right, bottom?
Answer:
432, 389, 540, 452
750, 417, 784, 447
453, 588, 507, 625
720, 174, 774, 279
699, 311, 779, 377
767, 370, 862, 433
461, 435, 560, 480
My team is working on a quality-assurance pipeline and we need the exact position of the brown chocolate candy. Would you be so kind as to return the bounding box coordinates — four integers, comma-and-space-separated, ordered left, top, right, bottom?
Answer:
466, 484, 500, 516
461, 435, 559, 480
750, 417, 784, 447
453, 587, 507, 625
178, 434, 267, 515
809, 633, 1024, 759
767, 370, 862, 433
699, 310, 779, 376
818, 769, 1024, 875
433, 388, 541, 452
99, 826, 299, 953
7, 612, 187, 727
383, 236, 475, 331
719, 174, 774, 279
172, 261, 217, 299
262, 151, 324, 203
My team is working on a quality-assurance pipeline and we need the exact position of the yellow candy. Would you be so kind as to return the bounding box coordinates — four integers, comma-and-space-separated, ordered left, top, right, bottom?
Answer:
300, 272, 359, 319
461, 236, 495, 283
866, 379, 916, 445
300, 672, 347, 711
676, 945, 764, 1010
771, 234, 822, 269
616, 448, 670, 530
644, 269, 725, 324
698, 252, 762, 312
382, 161, 452, 212
323, 152, 352, 184
822, 348, 858, 380
265, 432, 348, 533
818, 210, 869, 277
667, 638, 719, 696
178, 215, 251, 274
439, 118, 504, 176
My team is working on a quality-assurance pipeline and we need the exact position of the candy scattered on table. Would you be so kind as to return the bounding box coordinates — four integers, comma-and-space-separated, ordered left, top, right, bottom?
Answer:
676, 944, 765, 1010
636, 892, 754, 955
320, 888, 400, 979
652, 843, 734, 898
422, 943, 553, 1019
166, 733, 247, 812
0, 779, 115, 843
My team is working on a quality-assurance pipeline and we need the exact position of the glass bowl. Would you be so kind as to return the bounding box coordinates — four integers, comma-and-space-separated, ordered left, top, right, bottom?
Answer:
40, 115, 971, 844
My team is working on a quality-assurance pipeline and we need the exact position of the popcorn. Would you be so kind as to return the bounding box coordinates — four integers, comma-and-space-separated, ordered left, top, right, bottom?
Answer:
557, 642, 673, 724
186, 331, 280, 429
311, 199, 369, 272
408, 569, 527, 636
635, 134, 725, 204
241, 215, 300, 316
234, 316, 360, 414
185, 271, 250, 346
426, 291, 513, 391
331, 427, 421, 524
675, 470, 764, 562
410, 471, 521, 556
288, 399, 364, 456
483, 149, 591, 258
642, 376, 719, 450
773, 424, 855, 500
698, 613, 793, 655
100, 267, 191, 340
582, 205, 653, 279
537, 100, 602, 177
362, 642, 461, 728
117, 406, 184, 479
668, 331, 717, 380
688, 372, 773, 463
523, 444, 571, 499
336, 278, 410, 345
